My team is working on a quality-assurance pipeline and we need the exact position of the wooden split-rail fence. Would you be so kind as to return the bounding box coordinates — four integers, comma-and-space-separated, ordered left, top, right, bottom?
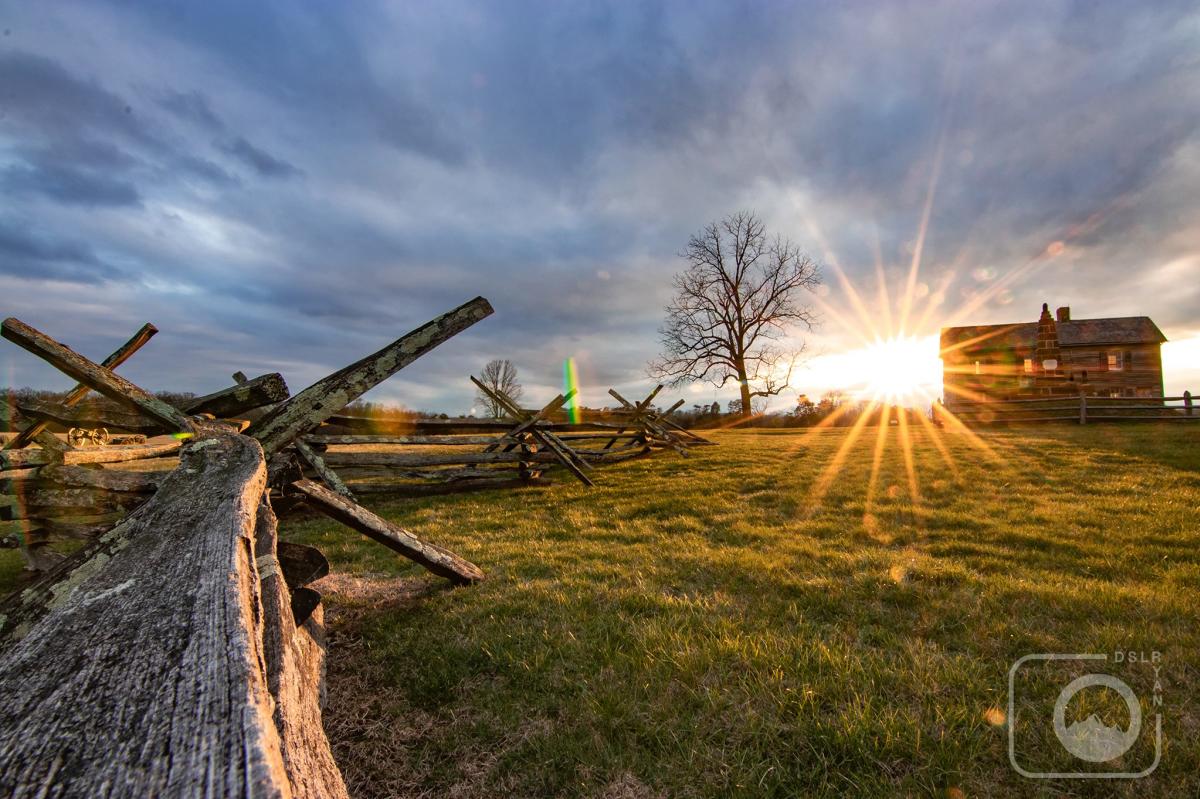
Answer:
0, 296, 712, 797
302, 379, 714, 499
2, 366, 711, 568
938, 391, 1198, 426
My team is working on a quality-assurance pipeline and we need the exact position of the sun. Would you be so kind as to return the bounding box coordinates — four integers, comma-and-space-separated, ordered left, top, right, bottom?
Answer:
805, 334, 942, 406
858, 335, 942, 404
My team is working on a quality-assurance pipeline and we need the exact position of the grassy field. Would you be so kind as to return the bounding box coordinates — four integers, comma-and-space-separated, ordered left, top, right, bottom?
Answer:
7, 423, 1194, 796
280, 422, 1200, 798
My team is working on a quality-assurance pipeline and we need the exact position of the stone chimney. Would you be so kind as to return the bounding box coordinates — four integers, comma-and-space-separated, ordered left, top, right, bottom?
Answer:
1056, 306, 1070, 323
1035, 302, 1062, 382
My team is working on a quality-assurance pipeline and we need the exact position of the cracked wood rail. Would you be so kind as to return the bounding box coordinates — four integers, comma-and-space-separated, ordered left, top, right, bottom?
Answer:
289, 478, 484, 585
247, 296, 493, 457
0, 428, 348, 798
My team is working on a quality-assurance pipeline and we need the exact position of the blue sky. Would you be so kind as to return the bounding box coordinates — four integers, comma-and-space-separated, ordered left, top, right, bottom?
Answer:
2, 1, 1199, 411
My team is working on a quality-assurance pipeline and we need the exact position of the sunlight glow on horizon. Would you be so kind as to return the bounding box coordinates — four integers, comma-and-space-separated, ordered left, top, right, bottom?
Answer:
799, 334, 943, 407
1162, 334, 1200, 397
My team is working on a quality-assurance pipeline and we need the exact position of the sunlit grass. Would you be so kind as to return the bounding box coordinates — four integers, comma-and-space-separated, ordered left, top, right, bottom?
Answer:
280, 423, 1200, 798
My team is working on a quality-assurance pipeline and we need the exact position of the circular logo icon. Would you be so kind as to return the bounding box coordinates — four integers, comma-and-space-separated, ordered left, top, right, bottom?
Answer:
1053, 674, 1141, 762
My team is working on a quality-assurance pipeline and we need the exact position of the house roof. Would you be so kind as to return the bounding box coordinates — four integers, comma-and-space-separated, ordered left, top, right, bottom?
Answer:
940, 316, 1166, 353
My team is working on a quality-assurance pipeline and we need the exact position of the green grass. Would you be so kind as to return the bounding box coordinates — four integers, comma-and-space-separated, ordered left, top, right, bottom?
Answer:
0, 545, 25, 590
283, 422, 1200, 797
0, 421, 1184, 797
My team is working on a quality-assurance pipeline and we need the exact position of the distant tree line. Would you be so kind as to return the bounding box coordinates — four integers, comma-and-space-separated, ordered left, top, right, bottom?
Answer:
673, 391, 931, 429
3, 384, 931, 433
1, 387, 200, 432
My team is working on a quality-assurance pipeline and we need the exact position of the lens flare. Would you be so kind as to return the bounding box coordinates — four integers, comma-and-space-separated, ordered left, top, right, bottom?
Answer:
563, 357, 581, 423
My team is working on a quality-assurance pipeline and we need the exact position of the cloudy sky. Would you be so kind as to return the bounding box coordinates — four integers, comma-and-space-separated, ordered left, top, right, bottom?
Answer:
2, 1, 1199, 412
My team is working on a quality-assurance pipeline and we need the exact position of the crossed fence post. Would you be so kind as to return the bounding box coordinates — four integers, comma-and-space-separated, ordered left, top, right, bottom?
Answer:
606, 387, 713, 457
4, 323, 159, 454
471, 376, 595, 487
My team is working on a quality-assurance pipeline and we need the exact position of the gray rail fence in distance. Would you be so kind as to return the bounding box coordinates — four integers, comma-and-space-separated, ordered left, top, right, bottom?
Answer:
937, 391, 1196, 425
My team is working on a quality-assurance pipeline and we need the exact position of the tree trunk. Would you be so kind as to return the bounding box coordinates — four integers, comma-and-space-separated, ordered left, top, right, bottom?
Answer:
737, 362, 753, 418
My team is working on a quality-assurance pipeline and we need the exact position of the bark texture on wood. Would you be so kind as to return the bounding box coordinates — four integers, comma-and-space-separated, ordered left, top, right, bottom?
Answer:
4, 323, 157, 450
182, 372, 290, 417
41, 513, 127, 537
0, 430, 349, 798
108, 433, 148, 445
0, 440, 181, 469
1, 487, 128, 509
0, 467, 41, 493
289, 478, 484, 584
38, 464, 161, 493
293, 439, 356, 500
12, 372, 285, 434
247, 297, 493, 456
32, 428, 69, 458
253, 497, 349, 799
1, 318, 194, 434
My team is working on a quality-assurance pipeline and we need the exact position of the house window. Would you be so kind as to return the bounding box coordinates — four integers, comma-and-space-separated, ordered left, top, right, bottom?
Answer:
1023, 358, 1033, 373
1108, 352, 1123, 371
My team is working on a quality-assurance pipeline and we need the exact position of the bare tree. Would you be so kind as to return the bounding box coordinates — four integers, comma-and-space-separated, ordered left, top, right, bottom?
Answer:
649, 211, 820, 417
475, 359, 523, 418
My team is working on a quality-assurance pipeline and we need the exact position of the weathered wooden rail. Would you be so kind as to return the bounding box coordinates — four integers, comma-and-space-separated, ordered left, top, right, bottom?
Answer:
0, 296, 719, 796
3, 323, 158, 450
0, 427, 349, 797
2, 335, 712, 571
297, 380, 715, 498
940, 391, 1197, 425
0, 302, 503, 796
